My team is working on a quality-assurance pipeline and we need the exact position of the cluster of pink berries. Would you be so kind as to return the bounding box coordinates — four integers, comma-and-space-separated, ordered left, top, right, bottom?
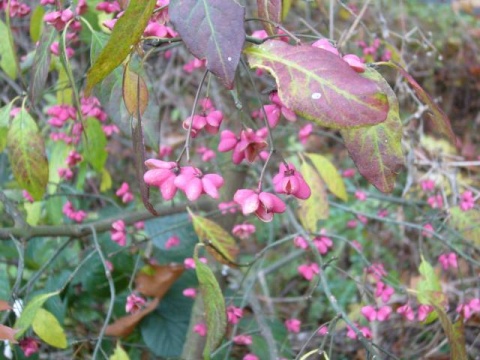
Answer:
62, 201, 87, 223
361, 263, 394, 323
182, 99, 223, 138
0, 0, 30, 17
115, 182, 134, 203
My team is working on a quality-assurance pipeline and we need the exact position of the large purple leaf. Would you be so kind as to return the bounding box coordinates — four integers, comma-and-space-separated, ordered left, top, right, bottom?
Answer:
245, 40, 389, 129
340, 68, 404, 193
257, 0, 281, 36
169, 0, 245, 89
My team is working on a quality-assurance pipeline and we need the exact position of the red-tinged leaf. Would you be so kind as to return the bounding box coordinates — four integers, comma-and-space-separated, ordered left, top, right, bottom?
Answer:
305, 153, 348, 201
0, 300, 10, 312
0, 324, 17, 343
188, 209, 239, 265
7, 109, 49, 201
105, 297, 160, 337
194, 245, 226, 359
122, 65, 149, 118
379, 61, 455, 143
135, 264, 184, 298
132, 115, 158, 215
297, 162, 329, 232
449, 206, 480, 245
29, 25, 55, 104
257, 0, 281, 36
431, 304, 467, 359
85, 0, 157, 95
244, 40, 389, 129
169, 0, 246, 89
340, 67, 404, 193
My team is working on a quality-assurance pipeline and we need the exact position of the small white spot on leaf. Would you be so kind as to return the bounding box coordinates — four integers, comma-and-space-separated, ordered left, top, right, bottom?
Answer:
311, 93, 322, 100
227, 57, 232, 61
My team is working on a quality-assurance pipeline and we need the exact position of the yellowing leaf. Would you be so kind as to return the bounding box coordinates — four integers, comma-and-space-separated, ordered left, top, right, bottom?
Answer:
450, 206, 480, 245
85, 0, 157, 94
188, 209, 239, 265
14, 291, 58, 338
282, 0, 292, 20
101, 168, 112, 192
305, 153, 347, 201
416, 256, 443, 305
32, 308, 67, 349
7, 109, 49, 201
297, 162, 329, 232
194, 246, 226, 359
340, 67, 404, 193
110, 342, 130, 360
122, 64, 149, 118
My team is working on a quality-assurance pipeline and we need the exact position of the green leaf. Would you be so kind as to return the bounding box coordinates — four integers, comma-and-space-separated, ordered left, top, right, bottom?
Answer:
431, 304, 467, 359
140, 279, 195, 358
82, 117, 108, 172
169, 0, 246, 89
110, 342, 130, 360
188, 209, 239, 265
85, 0, 157, 94
32, 308, 67, 349
29, 6, 45, 43
0, 19, 17, 79
297, 161, 329, 232
7, 109, 49, 201
14, 291, 59, 338
449, 206, 480, 245
29, 26, 55, 104
244, 40, 388, 129
305, 153, 347, 201
340, 67, 404, 193
194, 246, 226, 359
416, 256, 443, 306
0, 102, 13, 153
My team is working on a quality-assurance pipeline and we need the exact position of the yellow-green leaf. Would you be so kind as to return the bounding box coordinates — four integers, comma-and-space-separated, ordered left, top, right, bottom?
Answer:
32, 308, 67, 349
0, 102, 13, 153
305, 153, 347, 201
188, 209, 239, 265
25, 201, 42, 226
14, 291, 58, 338
430, 303, 467, 359
85, 0, 157, 94
0, 19, 17, 79
122, 64, 149, 118
194, 246, 226, 359
82, 117, 108, 172
417, 256, 443, 305
101, 168, 112, 192
7, 109, 49, 201
282, 0, 292, 20
109, 342, 130, 360
450, 206, 480, 245
29, 6, 45, 43
297, 161, 329, 232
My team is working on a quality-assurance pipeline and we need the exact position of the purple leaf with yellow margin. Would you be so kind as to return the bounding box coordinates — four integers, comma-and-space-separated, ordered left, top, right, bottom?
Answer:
169, 0, 245, 89
244, 40, 389, 129
340, 67, 404, 193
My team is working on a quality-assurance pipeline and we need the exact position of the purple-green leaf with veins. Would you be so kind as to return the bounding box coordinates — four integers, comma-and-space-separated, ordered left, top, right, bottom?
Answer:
170, 0, 245, 89
257, 0, 281, 36
340, 67, 404, 193
245, 40, 389, 129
